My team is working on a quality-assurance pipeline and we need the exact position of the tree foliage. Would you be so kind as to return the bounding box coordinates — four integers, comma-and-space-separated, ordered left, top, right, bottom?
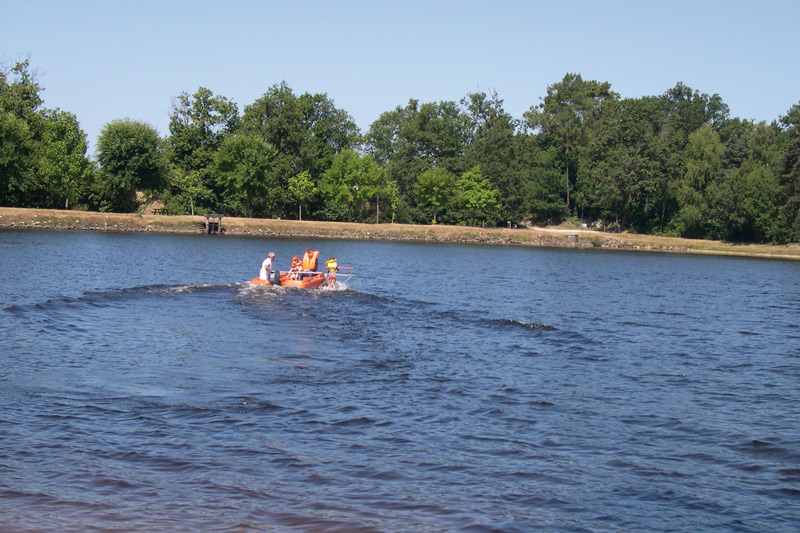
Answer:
240, 82, 360, 217
3, 60, 800, 245
1, 59, 94, 208
454, 165, 501, 227
165, 87, 238, 214
214, 133, 278, 217
525, 73, 618, 213
40, 110, 92, 209
96, 119, 167, 212
319, 150, 383, 222
414, 167, 456, 224
288, 170, 316, 221
367, 99, 470, 199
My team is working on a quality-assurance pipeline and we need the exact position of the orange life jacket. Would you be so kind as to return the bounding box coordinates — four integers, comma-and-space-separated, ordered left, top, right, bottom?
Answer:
302, 250, 319, 271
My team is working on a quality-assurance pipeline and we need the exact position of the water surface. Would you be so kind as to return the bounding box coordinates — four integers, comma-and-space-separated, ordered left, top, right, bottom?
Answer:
1, 229, 799, 531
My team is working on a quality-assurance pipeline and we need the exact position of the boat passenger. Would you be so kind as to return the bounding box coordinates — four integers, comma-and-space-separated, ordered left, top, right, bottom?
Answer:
289, 256, 302, 280
301, 249, 319, 279
259, 252, 276, 280
325, 256, 338, 288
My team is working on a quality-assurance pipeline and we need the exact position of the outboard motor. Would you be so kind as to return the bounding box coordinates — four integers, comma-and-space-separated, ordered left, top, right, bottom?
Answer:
268, 271, 281, 286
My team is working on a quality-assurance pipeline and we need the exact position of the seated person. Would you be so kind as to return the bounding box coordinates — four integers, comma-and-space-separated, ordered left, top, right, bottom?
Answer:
289, 256, 302, 280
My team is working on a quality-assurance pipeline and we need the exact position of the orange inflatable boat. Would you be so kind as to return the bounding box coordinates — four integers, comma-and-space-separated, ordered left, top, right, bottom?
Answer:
249, 271, 328, 289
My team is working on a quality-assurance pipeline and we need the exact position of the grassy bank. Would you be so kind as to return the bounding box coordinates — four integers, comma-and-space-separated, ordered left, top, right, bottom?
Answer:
2, 207, 799, 261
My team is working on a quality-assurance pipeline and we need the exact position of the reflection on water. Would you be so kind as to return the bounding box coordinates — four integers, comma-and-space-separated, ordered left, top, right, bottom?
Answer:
1, 229, 800, 531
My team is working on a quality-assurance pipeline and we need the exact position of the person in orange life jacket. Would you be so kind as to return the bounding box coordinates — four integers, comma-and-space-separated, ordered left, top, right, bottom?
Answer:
289, 256, 302, 280
301, 249, 319, 279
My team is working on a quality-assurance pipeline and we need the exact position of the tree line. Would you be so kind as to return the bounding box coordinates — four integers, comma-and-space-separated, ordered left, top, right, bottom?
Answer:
2, 59, 799, 243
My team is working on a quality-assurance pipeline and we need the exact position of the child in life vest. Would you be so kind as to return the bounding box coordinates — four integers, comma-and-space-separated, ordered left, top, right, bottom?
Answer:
289, 256, 302, 280
324, 256, 338, 288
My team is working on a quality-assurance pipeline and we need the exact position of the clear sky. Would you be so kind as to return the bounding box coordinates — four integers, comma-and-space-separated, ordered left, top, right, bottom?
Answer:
2, 0, 799, 154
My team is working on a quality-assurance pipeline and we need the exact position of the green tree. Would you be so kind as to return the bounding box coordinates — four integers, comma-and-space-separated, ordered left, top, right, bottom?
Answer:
167, 87, 238, 214
39, 110, 92, 209
167, 168, 215, 216
360, 156, 387, 223
169, 87, 238, 171
319, 150, 382, 222
732, 121, 783, 242
214, 133, 278, 217
96, 119, 167, 212
0, 59, 94, 209
675, 124, 723, 237
462, 91, 525, 222
778, 103, 800, 242
414, 167, 455, 224
0, 59, 44, 206
385, 179, 399, 223
576, 96, 669, 232
241, 82, 359, 216
0, 110, 34, 206
288, 170, 316, 221
454, 165, 502, 227
525, 73, 617, 213
298, 91, 361, 177
516, 136, 568, 225
0, 59, 44, 126
367, 99, 470, 201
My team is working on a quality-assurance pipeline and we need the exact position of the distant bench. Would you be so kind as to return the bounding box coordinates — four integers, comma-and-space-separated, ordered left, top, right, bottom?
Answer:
152, 208, 169, 215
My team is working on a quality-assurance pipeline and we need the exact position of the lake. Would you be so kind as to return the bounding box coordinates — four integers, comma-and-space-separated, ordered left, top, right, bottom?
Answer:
1, 228, 799, 531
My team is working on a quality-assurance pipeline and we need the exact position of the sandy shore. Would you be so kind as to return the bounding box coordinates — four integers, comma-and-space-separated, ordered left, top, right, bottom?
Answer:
2, 207, 799, 261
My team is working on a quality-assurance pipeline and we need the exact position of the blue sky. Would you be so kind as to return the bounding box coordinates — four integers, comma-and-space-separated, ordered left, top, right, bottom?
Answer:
2, 0, 799, 154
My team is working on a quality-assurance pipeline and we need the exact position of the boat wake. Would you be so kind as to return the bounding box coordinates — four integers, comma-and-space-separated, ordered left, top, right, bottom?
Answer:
2, 282, 241, 316
488, 318, 557, 331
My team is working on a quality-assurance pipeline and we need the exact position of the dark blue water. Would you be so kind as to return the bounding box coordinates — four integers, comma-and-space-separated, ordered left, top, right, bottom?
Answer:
1, 229, 799, 531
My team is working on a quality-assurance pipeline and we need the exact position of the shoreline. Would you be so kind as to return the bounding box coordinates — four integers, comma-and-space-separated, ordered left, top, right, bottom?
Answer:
2, 207, 799, 261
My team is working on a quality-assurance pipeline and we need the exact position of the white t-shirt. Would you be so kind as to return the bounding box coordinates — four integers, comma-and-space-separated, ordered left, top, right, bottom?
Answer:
259, 257, 274, 280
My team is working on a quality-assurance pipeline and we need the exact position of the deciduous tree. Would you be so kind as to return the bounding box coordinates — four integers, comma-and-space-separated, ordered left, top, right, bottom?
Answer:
96, 119, 167, 212
241, 83, 359, 216
167, 87, 238, 213
778, 103, 800, 241
319, 150, 382, 222
367, 99, 470, 200
676, 124, 723, 237
414, 167, 455, 224
288, 170, 316, 221
525, 73, 617, 213
39, 110, 92, 209
454, 165, 501, 227
462, 91, 523, 222
214, 134, 278, 217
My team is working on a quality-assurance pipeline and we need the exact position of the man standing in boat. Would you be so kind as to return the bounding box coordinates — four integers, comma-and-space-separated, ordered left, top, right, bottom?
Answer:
259, 251, 276, 281
301, 249, 319, 279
